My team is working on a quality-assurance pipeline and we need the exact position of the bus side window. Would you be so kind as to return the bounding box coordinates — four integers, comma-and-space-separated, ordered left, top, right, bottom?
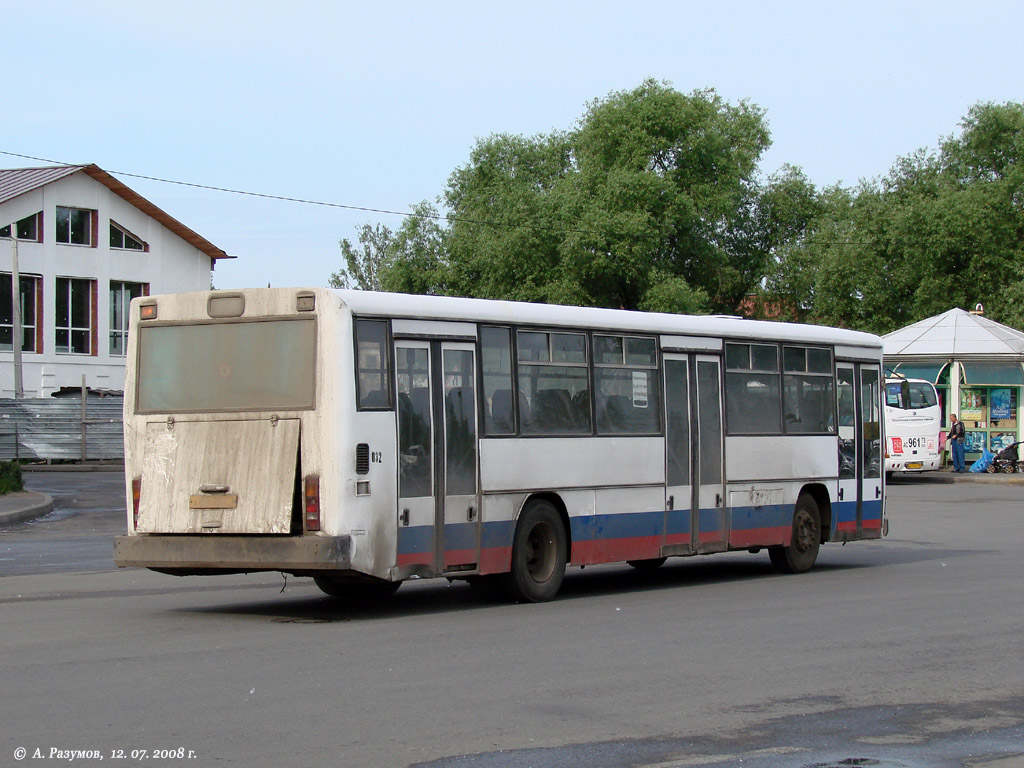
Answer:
354, 319, 391, 410
517, 331, 591, 435
782, 346, 835, 435
725, 342, 781, 435
481, 326, 514, 435
594, 334, 660, 435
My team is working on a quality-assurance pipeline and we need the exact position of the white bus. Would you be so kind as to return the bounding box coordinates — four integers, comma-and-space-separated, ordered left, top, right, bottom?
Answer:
114, 288, 887, 602
883, 377, 942, 475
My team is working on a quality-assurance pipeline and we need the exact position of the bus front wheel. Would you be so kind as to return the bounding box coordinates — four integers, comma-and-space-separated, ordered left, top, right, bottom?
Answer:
768, 495, 821, 574
503, 499, 567, 603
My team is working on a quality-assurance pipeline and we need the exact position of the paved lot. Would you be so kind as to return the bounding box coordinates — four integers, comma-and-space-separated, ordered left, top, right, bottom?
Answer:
0, 475, 1022, 768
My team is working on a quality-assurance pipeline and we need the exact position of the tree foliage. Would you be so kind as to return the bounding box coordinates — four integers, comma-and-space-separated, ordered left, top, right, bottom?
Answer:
334, 90, 1024, 334
760, 101, 1024, 332
329, 201, 448, 294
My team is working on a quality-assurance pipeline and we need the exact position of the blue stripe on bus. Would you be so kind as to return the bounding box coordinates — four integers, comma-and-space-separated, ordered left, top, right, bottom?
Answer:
443, 522, 477, 551
481, 520, 515, 549
569, 511, 665, 543
399, 507, 776, 554
666, 508, 690, 536
397, 525, 433, 554
730, 503, 791, 532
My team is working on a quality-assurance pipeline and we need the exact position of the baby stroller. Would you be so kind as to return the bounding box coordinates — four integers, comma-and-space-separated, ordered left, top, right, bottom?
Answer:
987, 442, 1022, 473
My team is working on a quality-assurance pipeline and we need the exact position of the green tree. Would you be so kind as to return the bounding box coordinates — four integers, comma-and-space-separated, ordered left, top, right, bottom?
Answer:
762, 101, 1024, 333
558, 81, 770, 312
330, 201, 449, 293
442, 132, 572, 303
362, 80, 771, 315
378, 201, 449, 295
330, 222, 393, 290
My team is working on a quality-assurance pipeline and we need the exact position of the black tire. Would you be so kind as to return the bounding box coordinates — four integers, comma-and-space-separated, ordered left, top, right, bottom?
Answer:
502, 499, 567, 603
768, 494, 821, 574
313, 573, 402, 600
627, 557, 667, 570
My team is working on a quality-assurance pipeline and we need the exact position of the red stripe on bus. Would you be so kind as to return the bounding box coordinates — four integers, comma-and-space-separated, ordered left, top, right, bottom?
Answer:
729, 526, 790, 548
478, 546, 512, 574
587, 535, 663, 564
444, 549, 477, 568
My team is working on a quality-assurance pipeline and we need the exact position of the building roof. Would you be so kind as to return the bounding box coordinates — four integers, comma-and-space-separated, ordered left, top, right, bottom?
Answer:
0, 164, 231, 262
0, 165, 82, 202
883, 308, 1024, 359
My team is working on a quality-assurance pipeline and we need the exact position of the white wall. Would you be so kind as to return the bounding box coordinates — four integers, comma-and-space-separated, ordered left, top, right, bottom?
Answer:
0, 172, 216, 397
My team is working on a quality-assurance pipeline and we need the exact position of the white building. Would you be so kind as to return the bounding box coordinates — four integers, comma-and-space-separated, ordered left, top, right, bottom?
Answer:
1, 164, 231, 397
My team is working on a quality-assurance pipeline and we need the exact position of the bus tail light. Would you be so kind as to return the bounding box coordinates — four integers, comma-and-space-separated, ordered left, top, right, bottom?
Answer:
132, 478, 142, 530
304, 476, 321, 532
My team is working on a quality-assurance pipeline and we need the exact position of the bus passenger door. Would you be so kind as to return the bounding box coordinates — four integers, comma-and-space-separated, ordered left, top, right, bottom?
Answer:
664, 355, 693, 554
439, 343, 480, 571
664, 354, 727, 554
395, 341, 437, 573
395, 340, 480, 576
860, 365, 883, 537
836, 363, 860, 539
695, 355, 727, 552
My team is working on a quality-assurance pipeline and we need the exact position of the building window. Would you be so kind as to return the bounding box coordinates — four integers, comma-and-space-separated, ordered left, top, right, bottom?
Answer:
0, 273, 40, 352
109, 281, 146, 356
55, 277, 94, 354
55, 207, 94, 246
0, 212, 42, 242
110, 221, 146, 251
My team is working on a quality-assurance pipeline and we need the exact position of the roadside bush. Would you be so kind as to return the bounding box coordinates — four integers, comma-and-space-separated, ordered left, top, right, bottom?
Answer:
0, 460, 24, 495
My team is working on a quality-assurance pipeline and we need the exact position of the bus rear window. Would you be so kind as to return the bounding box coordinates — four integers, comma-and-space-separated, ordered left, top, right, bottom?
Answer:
136, 319, 316, 413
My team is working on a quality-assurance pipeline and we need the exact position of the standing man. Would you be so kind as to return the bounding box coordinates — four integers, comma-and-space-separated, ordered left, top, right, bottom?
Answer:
948, 414, 966, 472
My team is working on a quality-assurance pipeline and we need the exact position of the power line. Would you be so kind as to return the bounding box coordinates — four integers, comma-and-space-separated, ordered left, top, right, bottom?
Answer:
0, 149, 899, 247
0, 150, 591, 237
1, 150, 444, 219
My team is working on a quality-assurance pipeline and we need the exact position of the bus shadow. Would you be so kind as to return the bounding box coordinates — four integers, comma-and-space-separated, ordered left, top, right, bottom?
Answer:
175, 543, 973, 622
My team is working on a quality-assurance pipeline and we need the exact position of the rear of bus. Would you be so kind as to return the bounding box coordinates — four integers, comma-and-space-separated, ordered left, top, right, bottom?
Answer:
114, 288, 378, 582
884, 377, 942, 474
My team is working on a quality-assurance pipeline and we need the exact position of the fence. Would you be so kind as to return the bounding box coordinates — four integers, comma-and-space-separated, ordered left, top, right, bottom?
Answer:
0, 396, 124, 461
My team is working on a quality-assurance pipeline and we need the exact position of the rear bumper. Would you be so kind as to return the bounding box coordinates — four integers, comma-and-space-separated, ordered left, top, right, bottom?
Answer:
113, 534, 352, 572
885, 456, 942, 472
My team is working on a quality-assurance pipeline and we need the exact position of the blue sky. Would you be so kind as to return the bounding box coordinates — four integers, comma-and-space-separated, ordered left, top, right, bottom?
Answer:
4, 0, 1022, 289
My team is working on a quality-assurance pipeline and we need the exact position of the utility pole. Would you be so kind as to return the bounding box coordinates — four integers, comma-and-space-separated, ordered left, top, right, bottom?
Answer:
4, 234, 24, 398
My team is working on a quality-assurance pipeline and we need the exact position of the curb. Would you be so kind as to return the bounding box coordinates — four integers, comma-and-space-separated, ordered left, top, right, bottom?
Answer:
22, 463, 124, 473
0, 491, 55, 527
889, 471, 1024, 486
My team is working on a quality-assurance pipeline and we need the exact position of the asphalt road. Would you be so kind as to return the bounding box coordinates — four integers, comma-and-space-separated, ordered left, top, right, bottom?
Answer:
0, 474, 1022, 768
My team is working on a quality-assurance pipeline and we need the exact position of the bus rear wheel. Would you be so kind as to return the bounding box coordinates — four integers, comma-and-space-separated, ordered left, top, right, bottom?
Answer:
502, 499, 567, 603
313, 573, 402, 600
768, 494, 821, 574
